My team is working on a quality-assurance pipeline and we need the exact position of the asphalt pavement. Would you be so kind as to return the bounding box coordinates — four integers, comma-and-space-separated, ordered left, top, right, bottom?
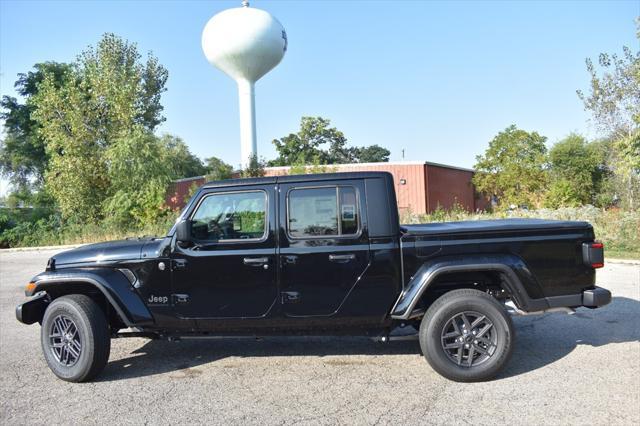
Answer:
1, 249, 638, 425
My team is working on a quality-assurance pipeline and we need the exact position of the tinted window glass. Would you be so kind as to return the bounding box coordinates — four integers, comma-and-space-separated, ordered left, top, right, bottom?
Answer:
191, 191, 266, 241
288, 186, 359, 238
340, 186, 359, 235
289, 187, 338, 238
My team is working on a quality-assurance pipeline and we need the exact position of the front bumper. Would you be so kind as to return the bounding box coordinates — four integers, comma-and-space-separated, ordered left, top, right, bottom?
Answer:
582, 286, 612, 308
16, 292, 50, 325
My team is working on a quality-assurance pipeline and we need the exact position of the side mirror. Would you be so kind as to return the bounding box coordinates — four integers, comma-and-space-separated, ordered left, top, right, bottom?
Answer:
175, 219, 192, 243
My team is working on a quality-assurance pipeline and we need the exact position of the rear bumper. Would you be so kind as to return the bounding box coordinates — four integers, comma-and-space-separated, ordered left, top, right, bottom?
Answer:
582, 286, 612, 308
16, 292, 49, 325
546, 286, 612, 310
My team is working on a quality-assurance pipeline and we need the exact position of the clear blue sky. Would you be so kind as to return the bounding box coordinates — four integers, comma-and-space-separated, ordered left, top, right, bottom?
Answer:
1, 0, 638, 179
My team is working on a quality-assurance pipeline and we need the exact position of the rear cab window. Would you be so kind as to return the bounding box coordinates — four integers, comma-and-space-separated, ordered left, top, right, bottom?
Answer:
287, 186, 360, 239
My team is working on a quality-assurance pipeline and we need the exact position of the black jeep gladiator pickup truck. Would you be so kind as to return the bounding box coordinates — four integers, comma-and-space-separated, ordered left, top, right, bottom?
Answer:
16, 171, 611, 382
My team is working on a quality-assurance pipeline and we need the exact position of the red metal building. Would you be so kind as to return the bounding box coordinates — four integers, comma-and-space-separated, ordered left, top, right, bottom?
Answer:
166, 161, 487, 214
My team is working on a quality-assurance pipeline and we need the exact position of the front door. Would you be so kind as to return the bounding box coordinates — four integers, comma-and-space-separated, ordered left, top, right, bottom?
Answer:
278, 180, 370, 317
171, 185, 278, 319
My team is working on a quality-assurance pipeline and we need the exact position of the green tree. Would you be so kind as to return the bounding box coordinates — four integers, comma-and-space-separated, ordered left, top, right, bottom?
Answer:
204, 156, 234, 180
159, 134, 207, 178
270, 117, 347, 165
270, 116, 390, 166
352, 144, 390, 163
577, 22, 640, 208
103, 129, 173, 226
577, 43, 639, 139
473, 125, 548, 208
241, 154, 266, 178
0, 62, 73, 190
545, 134, 609, 207
289, 157, 336, 175
31, 33, 169, 222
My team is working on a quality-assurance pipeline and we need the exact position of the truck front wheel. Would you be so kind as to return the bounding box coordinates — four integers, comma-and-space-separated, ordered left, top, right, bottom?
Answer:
40, 294, 111, 382
419, 288, 514, 382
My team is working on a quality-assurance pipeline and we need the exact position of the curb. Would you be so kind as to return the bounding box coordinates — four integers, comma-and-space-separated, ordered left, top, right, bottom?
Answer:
605, 258, 640, 265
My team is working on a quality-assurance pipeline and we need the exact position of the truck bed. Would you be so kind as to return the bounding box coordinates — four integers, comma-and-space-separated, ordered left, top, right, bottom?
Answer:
401, 218, 592, 237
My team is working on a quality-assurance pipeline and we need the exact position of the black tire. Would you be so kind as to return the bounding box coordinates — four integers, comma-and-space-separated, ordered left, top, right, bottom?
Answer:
419, 288, 513, 382
40, 294, 111, 382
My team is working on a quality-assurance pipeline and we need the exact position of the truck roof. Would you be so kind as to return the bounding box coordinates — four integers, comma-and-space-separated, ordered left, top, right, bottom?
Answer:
202, 171, 393, 189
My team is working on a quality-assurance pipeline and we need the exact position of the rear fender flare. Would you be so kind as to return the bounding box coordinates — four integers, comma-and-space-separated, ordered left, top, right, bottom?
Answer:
391, 254, 547, 320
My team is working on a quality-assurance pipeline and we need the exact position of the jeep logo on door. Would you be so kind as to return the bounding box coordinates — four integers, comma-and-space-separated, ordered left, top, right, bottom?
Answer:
147, 295, 169, 305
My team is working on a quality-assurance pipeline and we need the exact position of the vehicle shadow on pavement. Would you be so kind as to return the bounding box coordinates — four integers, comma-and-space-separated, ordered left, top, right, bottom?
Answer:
499, 296, 640, 379
98, 336, 422, 382
98, 296, 639, 382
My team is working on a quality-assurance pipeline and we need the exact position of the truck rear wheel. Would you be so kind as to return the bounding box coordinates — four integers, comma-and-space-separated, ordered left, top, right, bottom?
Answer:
40, 294, 111, 382
419, 288, 513, 382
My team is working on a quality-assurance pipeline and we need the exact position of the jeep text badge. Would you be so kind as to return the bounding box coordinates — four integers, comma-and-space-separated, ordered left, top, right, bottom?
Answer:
147, 295, 168, 305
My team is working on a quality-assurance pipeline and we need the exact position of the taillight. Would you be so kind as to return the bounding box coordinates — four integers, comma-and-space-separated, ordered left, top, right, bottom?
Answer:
582, 242, 604, 268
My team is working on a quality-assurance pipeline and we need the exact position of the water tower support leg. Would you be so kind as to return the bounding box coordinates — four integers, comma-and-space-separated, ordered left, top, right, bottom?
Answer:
237, 79, 257, 169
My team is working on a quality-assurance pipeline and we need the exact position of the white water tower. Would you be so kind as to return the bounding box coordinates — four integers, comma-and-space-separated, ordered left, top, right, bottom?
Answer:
202, 1, 287, 168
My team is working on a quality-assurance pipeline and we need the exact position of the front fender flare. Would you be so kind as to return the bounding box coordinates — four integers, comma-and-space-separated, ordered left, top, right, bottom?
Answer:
391, 254, 547, 320
28, 268, 154, 327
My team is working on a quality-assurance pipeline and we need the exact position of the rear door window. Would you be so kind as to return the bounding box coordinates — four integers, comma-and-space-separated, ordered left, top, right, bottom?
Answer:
287, 186, 360, 238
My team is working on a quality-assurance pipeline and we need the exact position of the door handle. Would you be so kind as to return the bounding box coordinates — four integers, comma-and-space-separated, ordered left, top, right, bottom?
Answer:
282, 255, 298, 265
328, 253, 355, 262
243, 257, 269, 265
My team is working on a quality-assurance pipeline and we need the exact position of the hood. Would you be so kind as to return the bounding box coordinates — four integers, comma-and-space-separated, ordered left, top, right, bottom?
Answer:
52, 238, 158, 268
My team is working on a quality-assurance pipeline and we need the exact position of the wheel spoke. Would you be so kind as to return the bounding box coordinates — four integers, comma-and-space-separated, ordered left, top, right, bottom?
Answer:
444, 342, 463, 350
67, 344, 80, 358
54, 317, 64, 334
470, 315, 486, 329
443, 330, 461, 339
460, 313, 472, 331
477, 322, 493, 337
451, 319, 461, 335
456, 346, 463, 365
467, 346, 475, 367
63, 320, 73, 334
476, 336, 493, 347
473, 344, 489, 355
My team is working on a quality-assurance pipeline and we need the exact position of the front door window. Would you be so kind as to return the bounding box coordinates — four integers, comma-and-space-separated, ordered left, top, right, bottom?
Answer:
191, 191, 267, 242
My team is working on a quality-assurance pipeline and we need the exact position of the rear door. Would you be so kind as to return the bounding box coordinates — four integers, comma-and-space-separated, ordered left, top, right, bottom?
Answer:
278, 180, 370, 317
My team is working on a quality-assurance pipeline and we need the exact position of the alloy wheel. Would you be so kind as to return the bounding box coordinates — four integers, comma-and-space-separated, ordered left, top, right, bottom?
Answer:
49, 314, 82, 367
440, 311, 497, 368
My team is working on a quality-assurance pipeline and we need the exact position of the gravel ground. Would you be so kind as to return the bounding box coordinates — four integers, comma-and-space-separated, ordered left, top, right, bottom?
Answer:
1, 249, 639, 425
